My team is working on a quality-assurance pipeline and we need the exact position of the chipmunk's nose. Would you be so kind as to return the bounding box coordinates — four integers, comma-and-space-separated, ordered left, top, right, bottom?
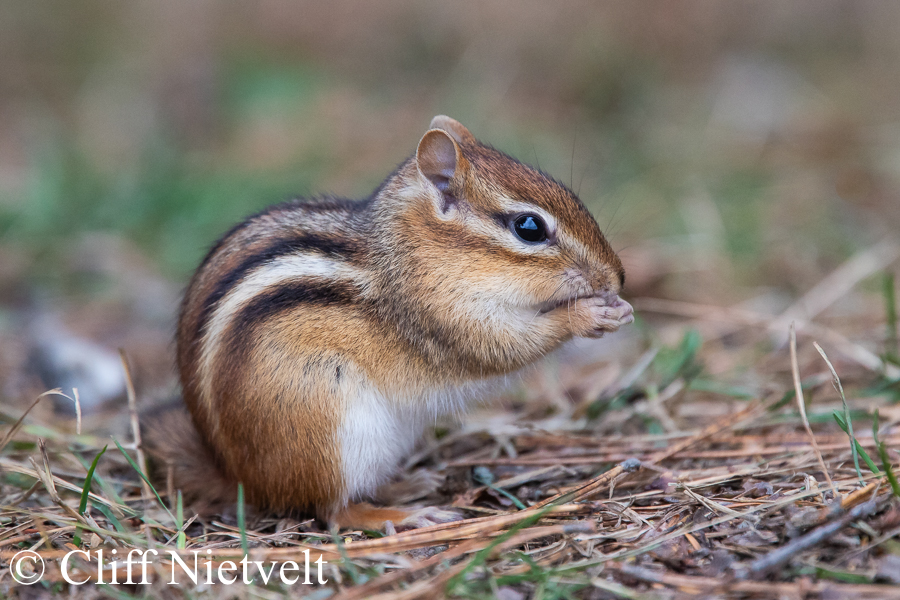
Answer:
595, 288, 617, 304
577, 252, 624, 297
590, 272, 622, 300
594, 286, 617, 301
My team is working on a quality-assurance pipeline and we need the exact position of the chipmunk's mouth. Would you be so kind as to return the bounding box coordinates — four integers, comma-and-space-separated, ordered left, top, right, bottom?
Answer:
537, 296, 579, 313
537, 292, 630, 314
539, 292, 634, 324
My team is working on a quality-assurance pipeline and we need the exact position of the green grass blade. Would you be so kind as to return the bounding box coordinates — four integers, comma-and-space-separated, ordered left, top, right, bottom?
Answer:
176, 491, 186, 550
113, 438, 175, 523
688, 378, 756, 399
814, 565, 873, 584
237, 483, 249, 557
490, 485, 528, 510
73, 452, 127, 511
655, 329, 703, 388
78, 445, 108, 515
331, 527, 362, 585
94, 503, 128, 534
833, 412, 881, 474
871, 409, 900, 497
855, 439, 882, 475
473, 466, 528, 510
877, 441, 900, 498
73, 444, 107, 547
445, 508, 547, 596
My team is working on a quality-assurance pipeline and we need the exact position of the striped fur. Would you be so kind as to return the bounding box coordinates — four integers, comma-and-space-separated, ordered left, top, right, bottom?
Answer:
172, 116, 632, 525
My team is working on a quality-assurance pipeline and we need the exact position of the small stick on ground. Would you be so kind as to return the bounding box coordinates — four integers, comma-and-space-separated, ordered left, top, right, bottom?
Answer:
738, 495, 882, 578
841, 478, 885, 510
531, 458, 642, 509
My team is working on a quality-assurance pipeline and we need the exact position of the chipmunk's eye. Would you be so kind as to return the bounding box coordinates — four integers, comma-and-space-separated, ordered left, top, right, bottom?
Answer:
512, 214, 548, 244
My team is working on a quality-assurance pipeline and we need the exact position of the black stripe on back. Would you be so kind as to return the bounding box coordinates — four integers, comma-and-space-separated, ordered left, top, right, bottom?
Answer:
222, 279, 362, 354
196, 233, 362, 341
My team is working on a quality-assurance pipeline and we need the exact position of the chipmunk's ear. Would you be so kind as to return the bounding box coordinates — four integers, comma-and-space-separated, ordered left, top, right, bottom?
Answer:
429, 115, 476, 145
416, 128, 469, 193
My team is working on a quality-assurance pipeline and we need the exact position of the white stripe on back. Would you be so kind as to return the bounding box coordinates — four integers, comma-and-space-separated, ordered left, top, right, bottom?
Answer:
198, 252, 366, 410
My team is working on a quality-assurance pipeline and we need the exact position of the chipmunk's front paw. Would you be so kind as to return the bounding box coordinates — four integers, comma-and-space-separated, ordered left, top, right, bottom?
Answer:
581, 295, 634, 338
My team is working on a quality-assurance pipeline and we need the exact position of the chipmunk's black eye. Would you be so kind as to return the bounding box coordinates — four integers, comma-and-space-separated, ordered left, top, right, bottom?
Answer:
512, 214, 548, 244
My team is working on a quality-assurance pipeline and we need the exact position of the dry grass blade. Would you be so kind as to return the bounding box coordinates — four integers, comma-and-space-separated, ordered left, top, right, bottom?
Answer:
680, 484, 743, 518
0, 459, 128, 512
120, 349, 152, 504
789, 322, 839, 499
814, 340, 863, 485
30, 440, 83, 524
841, 478, 885, 509
0, 389, 66, 452
649, 401, 763, 462
71, 388, 82, 436
228, 504, 589, 560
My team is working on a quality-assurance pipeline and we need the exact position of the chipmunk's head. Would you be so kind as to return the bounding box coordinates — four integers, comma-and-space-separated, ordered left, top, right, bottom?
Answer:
380, 116, 631, 374
413, 116, 623, 309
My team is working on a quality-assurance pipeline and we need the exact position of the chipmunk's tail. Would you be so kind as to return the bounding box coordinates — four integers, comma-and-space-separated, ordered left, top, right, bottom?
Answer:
142, 403, 237, 513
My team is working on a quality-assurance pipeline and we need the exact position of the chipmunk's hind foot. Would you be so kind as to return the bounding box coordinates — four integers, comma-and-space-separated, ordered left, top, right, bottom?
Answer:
331, 502, 462, 532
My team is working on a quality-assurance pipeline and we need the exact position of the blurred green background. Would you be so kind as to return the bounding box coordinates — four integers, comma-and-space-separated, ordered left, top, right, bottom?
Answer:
1, 1, 899, 403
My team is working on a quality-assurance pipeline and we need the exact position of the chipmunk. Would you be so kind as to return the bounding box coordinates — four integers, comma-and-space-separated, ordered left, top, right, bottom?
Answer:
156, 116, 633, 530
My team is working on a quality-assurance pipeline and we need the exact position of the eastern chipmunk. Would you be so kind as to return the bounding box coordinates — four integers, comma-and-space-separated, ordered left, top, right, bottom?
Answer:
161, 116, 633, 530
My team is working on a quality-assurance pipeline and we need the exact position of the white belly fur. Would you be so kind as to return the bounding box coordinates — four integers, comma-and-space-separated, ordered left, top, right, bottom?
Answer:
339, 387, 423, 502
338, 379, 503, 503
